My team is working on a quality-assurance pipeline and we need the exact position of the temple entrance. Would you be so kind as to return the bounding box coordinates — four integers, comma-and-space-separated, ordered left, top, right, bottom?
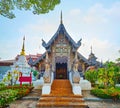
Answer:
56, 63, 67, 79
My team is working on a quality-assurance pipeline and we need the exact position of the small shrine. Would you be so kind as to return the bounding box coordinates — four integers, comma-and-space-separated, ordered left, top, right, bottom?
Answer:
3, 37, 33, 85
11, 37, 31, 76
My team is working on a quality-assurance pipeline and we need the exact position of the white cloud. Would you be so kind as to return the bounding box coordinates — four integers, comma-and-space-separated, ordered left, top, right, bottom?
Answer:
82, 2, 120, 25
69, 9, 81, 16
19, 19, 58, 55
19, 19, 57, 40
0, 39, 20, 60
25, 35, 45, 55
79, 37, 119, 62
83, 3, 108, 24
108, 2, 120, 18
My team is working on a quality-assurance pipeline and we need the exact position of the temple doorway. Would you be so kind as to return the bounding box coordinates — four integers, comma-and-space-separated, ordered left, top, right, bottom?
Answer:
56, 63, 67, 79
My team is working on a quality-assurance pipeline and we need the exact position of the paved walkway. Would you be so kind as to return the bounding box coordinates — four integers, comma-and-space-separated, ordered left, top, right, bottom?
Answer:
10, 100, 120, 108
86, 101, 120, 108
10, 88, 120, 108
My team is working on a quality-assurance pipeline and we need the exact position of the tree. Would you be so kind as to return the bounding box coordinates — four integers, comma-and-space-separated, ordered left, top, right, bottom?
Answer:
0, 0, 60, 19
116, 50, 120, 63
31, 69, 38, 77
85, 61, 120, 88
2, 70, 19, 85
85, 69, 98, 86
98, 61, 120, 88
97, 67, 114, 88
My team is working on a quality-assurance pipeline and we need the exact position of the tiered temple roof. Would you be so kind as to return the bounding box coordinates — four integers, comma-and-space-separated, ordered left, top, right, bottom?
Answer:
42, 23, 82, 51
42, 12, 82, 52
31, 12, 90, 66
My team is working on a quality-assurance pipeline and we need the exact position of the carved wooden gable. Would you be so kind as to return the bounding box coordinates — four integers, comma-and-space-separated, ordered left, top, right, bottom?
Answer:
53, 34, 71, 57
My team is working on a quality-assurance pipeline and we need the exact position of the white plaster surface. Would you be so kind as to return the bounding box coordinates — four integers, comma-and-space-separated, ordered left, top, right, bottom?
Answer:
41, 72, 54, 95
42, 84, 51, 95
79, 77, 91, 90
33, 77, 44, 89
72, 84, 82, 95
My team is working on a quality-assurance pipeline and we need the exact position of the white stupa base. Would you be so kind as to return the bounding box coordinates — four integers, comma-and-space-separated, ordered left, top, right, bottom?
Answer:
72, 84, 82, 95
42, 84, 51, 95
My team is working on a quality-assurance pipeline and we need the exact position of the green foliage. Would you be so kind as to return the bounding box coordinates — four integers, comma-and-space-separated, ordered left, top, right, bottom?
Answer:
0, 89, 18, 107
0, 0, 60, 19
113, 70, 120, 84
0, 83, 5, 88
0, 83, 5, 91
0, 85, 33, 107
116, 87, 120, 91
2, 72, 12, 85
91, 87, 120, 100
32, 69, 38, 77
97, 67, 115, 88
85, 61, 120, 88
85, 70, 98, 86
105, 61, 120, 85
91, 88, 111, 99
2, 70, 19, 85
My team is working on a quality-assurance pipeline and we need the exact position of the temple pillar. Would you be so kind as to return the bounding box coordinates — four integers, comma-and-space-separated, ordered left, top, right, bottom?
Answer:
52, 48, 55, 72
67, 47, 71, 71
82, 63, 85, 72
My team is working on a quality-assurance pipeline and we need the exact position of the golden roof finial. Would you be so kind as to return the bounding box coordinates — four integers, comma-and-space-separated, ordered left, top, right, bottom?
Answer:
20, 36, 25, 56
60, 11, 63, 24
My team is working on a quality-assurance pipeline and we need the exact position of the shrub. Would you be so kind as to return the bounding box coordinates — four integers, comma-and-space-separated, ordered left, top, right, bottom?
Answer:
91, 88, 111, 99
0, 89, 18, 107
85, 70, 98, 86
91, 87, 120, 100
17, 88, 31, 98
0, 83, 6, 91
0, 85, 33, 107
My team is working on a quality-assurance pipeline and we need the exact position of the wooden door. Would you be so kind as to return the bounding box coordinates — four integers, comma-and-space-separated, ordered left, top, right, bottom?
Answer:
56, 63, 67, 79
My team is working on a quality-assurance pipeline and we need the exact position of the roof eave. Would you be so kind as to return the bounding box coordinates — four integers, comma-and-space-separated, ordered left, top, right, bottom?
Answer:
77, 52, 90, 65
32, 52, 46, 66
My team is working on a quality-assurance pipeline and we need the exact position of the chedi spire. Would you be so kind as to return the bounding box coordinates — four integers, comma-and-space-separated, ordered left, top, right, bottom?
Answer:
20, 36, 25, 56
60, 11, 63, 24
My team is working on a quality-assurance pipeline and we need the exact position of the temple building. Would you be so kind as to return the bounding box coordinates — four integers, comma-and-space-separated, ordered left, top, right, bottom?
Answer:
88, 46, 102, 67
29, 12, 101, 79
0, 13, 101, 81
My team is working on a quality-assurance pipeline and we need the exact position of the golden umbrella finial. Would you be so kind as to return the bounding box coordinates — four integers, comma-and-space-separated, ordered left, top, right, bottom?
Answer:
20, 36, 25, 56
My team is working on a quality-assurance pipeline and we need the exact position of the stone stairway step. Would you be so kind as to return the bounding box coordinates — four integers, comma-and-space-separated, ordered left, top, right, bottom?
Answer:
37, 101, 87, 108
51, 80, 72, 88
37, 80, 88, 108
39, 97, 85, 102
42, 94, 83, 98
50, 79, 73, 96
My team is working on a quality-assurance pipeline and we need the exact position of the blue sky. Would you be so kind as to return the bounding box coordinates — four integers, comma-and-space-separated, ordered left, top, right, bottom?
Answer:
0, 0, 120, 62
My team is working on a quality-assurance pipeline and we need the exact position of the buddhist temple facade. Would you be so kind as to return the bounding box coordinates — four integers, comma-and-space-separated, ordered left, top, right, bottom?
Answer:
29, 13, 101, 79
0, 13, 102, 81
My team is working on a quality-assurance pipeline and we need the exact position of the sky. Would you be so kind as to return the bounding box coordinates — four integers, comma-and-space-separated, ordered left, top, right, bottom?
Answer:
0, 0, 120, 62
